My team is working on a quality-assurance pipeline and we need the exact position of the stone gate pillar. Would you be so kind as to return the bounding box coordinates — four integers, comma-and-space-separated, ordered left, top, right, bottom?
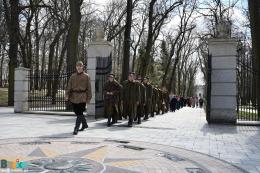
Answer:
86, 29, 113, 118
208, 39, 238, 124
14, 67, 30, 113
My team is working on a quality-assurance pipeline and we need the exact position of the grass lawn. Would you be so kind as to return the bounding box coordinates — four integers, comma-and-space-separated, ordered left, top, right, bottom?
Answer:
238, 110, 259, 120
0, 88, 8, 106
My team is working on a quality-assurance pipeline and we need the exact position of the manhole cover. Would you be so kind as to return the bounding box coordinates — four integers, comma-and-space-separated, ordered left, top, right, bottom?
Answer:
70, 141, 100, 145
158, 153, 185, 161
186, 168, 205, 173
104, 139, 130, 144
118, 145, 146, 151
20, 141, 51, 145
25, 157, 103, 172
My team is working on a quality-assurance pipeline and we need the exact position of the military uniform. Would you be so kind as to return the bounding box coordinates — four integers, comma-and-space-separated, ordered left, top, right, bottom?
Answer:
122, 80, 140, 127
157, 88, 163, 114
143, 82, 153, 120
103, 79, 121, 126
65, 72, 92, 134
152, 86, 158, 117
162, 90, 170, 113
136, 80, 146, 124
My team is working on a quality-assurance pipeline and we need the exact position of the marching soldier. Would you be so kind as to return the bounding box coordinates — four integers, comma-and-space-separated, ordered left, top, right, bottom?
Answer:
143, 77, 153, 120
162, 86, 170, 113
122, 72, 140, 127
155, 86, 162, 115
103, 74, 121, 127
135, 75, 146, 124
158, 88, 165, 114
65, 61, 92, 135
152, 85, 158, 117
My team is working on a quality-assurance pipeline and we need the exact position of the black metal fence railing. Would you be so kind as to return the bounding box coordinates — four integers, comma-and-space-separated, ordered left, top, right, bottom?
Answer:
237, 45, 259, 121
28, 68, 76, 112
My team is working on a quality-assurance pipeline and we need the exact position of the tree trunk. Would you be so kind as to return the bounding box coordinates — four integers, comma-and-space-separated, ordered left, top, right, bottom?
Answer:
40, 39, 47, 90
47, 27, 67, 96
248, 0, 260, 118
6, 0, 19, 106
121, 0, 133, 81
117, 32, 122, 79
0, 45, 3, 87
67, 0, 82, 71
140, 0, 156, 77
177, 65, 181, 95
34, 10, 40, 90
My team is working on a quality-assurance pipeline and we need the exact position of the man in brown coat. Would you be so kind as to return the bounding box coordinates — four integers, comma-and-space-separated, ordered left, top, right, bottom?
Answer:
103, 74, 121, 127
65, 61, 92, 135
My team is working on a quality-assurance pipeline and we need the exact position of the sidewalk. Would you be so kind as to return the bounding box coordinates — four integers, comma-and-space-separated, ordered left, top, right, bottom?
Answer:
0, 107, 259, 172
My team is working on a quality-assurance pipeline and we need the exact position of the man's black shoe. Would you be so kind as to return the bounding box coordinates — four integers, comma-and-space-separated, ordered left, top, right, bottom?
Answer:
73, 130, 78, 135
78, 124, 88, 131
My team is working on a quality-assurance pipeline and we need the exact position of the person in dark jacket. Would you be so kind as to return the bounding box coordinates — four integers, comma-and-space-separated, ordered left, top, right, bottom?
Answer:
122, 72, 140, 127
170, 95, 177, 112
143, 77, 153, 120
135, 75, 146, 124
103, 74, 121, 127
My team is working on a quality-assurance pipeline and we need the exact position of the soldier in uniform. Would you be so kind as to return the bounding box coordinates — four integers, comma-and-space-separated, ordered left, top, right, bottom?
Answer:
152, 85, 158, 117
143, 77, 153, 120
156, 86, 163, 115
135, 75, 146, 124
65, 61, 92, 135
122, 72, 140, 127
162, 86, 170, 113
103, 74, 121, 127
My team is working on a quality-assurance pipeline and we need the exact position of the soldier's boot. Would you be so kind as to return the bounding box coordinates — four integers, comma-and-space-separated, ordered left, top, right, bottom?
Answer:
143, 108, 149, 120
128, 118, 133, 127
79, 115, 88, 131
134, 116, 138, 122
73, 115, 81, 135
151, 111, 154, 117
137, 116, 141, 124
112, 116, 117, 124
162, 108, 165, 115
107, 116, 112, 127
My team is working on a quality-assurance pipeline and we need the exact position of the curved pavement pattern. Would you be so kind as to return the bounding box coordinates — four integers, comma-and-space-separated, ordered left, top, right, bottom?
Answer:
0, 137, 246, 173
0, 107, 259, 172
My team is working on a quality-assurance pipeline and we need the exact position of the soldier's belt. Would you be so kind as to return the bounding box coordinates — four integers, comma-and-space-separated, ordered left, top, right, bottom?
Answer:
71, 89, 87, 93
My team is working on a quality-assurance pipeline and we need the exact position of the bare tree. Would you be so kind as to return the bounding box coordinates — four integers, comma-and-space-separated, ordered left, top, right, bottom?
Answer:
139, 0, 183, 77
121, 0, 133, 81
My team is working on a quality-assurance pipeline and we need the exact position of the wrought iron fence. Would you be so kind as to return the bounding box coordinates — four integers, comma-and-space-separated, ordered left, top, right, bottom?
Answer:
28, 67, 75, 112
237, 43, 259, 121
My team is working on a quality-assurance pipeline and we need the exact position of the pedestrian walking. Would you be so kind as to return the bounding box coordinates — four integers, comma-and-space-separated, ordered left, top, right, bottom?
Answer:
65, 61, 92, 135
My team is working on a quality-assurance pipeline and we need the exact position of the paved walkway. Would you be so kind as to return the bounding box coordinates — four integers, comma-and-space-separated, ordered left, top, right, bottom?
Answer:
0, 107, 259, 172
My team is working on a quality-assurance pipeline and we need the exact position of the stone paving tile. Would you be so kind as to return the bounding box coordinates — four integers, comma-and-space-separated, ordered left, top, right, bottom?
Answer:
0, 107, 260, 172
